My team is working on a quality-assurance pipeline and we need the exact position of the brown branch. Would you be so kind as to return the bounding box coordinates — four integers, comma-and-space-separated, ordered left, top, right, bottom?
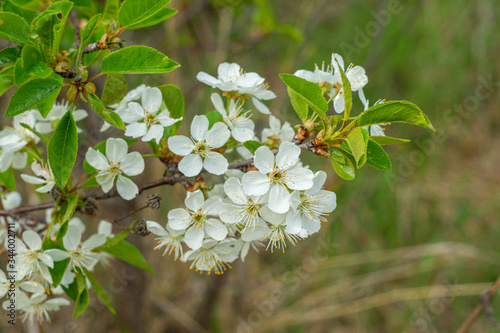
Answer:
457, 275, 500, 333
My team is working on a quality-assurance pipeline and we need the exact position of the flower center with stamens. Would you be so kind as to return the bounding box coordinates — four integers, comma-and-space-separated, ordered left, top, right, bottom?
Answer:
144, 112, 158, 127
194, 142, 210, 157
107, 161, 122, 175
270, 169, 284, 184
192, 210, 206, 226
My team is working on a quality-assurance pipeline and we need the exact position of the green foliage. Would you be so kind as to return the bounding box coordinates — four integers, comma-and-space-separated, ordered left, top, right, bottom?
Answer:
345, 127, 368, 168
20, 123, 50, 145
87, 92, 126, 130
357, 101, 435, 131
99, 240, 154, 273
0, 47, 22, 67
73, 271, 89, 318
365, 139, 392, 172
0, 170, 16, 191
0, 12, 31, 45
206, 110, 223, 127
82, 267, 116, 314
280, 73, 328, 119
0, 66, 14, 96
287, 86, 309, 122
2, 0, 38, 24
101, 74, 128, 106
48, 110, 78, 189
15, 45, 52, 86
330, 149, 355, 180
126, 7, 177, 30
56, 194, 80, 240
80, 13, 102, 46
5, 78, 62, 117
334, 58, 352, 121
369, 136, 410, 145
117, 0, 172, 29
101, 0, 120, 25
158, 84, 184, 133
101, 46, 180, 74
49, 258, 70, 288
243, 140, 263, 154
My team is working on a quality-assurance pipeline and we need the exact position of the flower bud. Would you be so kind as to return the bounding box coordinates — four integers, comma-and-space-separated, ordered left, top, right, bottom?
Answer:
82, 197, 98, 216
135, 219, 150, 236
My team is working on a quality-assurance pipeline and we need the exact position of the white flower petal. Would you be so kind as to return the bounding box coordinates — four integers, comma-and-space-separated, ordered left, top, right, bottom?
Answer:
116, 175, 139, 200
251, 97, 270, 114
85, 148, 109, 170
203, 152, 228, 175
82, 234, 106, 249
276, 141, 300, 170
205, 219, 227, 241
168, 135, 195, 156
63, 226, 82, 251
22, 230, 42, 251
178, 154, 203, 177
142, 87, 162, 113
224, 177, 248, 205
143, 124, 164, 143
125, 122, 148, 138
184, 226, 204, 250
267, 184, 290, 214
242, 171, 269, 195
190, 115, 209, 142
120, 152, 145, 176
253, 145, 275, 174
185, 190, 204, 211
145, 221, 168, 237
168, 208, 192, 230
205, 122, 230, 148
106, 138, 128, 162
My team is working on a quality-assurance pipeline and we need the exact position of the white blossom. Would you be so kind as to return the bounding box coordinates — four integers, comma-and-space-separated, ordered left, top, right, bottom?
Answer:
33, 101, 88, 134
242, 141, 314, 213
14, 231, 54, 283
331, 53, 368, 113
360, 92, 386, 136
146, 221, 184, 261
183, 239, 241, 274
197, 62, 276, 114
85, 138, 145, 200
46, 225, 106, 271
167, 190, 227, 250
211, 93, 254, 142
261, 115, 295, 143
121, 87, 182, 144
0, 112, 38, 172
20, 161, 56, 193
101, 84, 146, 131
168, 115, 230, 177
16, 292, 70, 323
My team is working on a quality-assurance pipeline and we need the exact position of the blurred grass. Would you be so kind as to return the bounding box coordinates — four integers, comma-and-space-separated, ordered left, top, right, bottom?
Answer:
2, 0, 500, 332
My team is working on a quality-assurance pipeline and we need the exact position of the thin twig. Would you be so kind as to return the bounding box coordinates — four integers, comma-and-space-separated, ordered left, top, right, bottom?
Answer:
457, 275, 500, 333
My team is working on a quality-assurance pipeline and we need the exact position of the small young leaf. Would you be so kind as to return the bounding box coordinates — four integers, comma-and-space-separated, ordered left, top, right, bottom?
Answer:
48, 111, 78, 189
73, 277, 89, 318
101, 74, 128, 106
47, 1, 73, 56
101, 0, 120, 25
0, 66, 14, 96
0, 12, 31, 45
279, 73, 328, 119
80, 13, 102, 46
330, 149, 355, 180
87, 93, 126, 130
94, 230, 129, 251
205, 110, 223, 127
0, 170, 16, 191
125, 7, 177, 30
0, 47, 21, 67
101, 46, 180, 74
287, 86, 308, 122
82, 267, 116, 314
14, 45, 53, 86
334, 58, 352, 120
62, 277, 79, 301
5, 78, 62, 117
346, 127, 368, 168
243, 140, 262, 155
102, 240, 154, 273
370, 136, 410, 145
366, 139, 392, 171
357, 100, 435, 131
117, 0, 172, 28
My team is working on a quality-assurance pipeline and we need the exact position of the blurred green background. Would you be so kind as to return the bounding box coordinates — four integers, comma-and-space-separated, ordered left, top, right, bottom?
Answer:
2, 0, 500, 332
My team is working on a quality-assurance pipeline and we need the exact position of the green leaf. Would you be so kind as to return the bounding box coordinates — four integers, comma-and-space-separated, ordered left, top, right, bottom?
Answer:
287, 86, 308, 122
102, 240, 154, 273
14, 45, 52, 86
20, 123, 50, 146
61, 276, 79, 301
330, 149, 355, 180
82, 174, 99, 188
346, 127, 368, 168
357, 101, 435, 131
101, 74, 128, 107
243, 140, 262, 154
117, 0, 172, 28
125, 7, 177, 30
2, 0, 38, 24
0, 170, 16, 191
80, 13, 101, 46
35, 88, 59, 117
366, 139, 392, 171
0, 47, 21, 67
279, 73, 328, 119
5, 78, 62, 117
101, 0, 120, 25
56, 194, 79, 240
47, 1, 73, 56
48, 111, 78, 189
94, 230, 129, 251
370, 136, 410, 145
82, 267, 116, 314
0, 12, 31, 45
73, 273, 89, 318
334, 58, 352, 120
0, 66, 14, 96
101, 46, 180, 74
158, 84, 184, 132
205, 110, 223, 127
87, 92, 126, 130
48, 258, 70, 287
